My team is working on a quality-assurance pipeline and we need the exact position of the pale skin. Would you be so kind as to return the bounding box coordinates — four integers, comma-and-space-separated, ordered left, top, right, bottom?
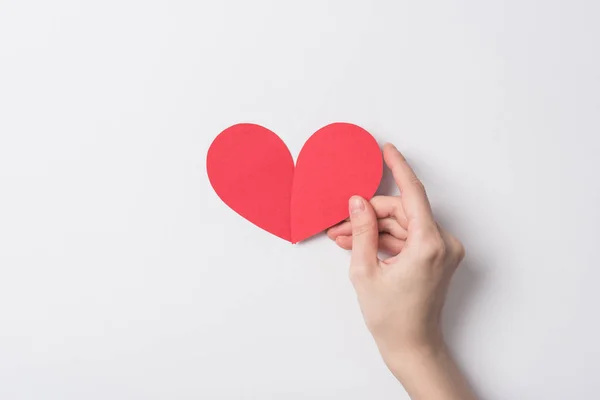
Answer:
327, 144, 477, 400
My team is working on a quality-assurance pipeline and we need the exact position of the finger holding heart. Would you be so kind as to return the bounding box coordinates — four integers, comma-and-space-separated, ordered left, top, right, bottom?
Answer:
327, 196, 408, 254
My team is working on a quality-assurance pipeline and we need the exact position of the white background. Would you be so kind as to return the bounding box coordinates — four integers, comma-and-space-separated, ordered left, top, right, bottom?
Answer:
1, 1, 599, 399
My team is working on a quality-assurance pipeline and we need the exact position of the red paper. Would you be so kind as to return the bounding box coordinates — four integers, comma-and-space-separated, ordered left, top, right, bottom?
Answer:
206, 123, 382, 243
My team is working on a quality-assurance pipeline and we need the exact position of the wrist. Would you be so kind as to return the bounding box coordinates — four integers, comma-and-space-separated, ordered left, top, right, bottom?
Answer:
374, 327, 445, 371
377, 335, 448, 381
381, 341, 477, 400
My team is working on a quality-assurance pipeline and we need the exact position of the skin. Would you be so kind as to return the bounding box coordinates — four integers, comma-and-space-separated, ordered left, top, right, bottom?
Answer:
327, 144, 477, 400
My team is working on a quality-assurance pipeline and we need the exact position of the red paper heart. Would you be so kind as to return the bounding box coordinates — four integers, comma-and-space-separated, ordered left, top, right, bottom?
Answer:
206, 123, 382, 243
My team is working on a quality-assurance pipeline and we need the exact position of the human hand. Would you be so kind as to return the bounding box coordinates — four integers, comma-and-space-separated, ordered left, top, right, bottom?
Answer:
328, 144, 475, 399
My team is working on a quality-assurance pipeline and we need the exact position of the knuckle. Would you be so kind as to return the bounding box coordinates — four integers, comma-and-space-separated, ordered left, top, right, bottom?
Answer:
411, 177, 431, 202
390, 198, 403, 216
421, 234, 446, 261
453, 237, 466, 261
352, 221, 376, 237
436, 224, 465, 262
411, 175, 426, 191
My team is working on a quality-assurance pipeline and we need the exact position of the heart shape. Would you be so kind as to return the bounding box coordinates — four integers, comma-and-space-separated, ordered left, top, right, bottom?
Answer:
206, 123, 382, 243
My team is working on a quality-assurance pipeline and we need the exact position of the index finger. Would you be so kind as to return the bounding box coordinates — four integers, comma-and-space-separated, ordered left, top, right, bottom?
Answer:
383, 143, 434, 225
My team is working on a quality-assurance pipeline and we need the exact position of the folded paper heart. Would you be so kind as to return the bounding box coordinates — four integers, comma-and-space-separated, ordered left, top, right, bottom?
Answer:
206, 123, 382, 243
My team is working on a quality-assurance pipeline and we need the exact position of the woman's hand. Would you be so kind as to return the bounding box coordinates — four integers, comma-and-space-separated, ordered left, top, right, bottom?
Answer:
328, 144, 476, 400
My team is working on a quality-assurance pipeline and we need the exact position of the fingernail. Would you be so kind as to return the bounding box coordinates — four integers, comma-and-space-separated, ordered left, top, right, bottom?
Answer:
349, 196, 365, 214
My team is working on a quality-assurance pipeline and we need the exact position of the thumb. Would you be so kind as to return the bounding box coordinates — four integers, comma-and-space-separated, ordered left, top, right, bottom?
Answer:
349, 196, 379, 278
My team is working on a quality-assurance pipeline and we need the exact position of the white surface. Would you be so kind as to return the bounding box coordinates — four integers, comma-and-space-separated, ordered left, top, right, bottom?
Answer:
1, 1, 599, 399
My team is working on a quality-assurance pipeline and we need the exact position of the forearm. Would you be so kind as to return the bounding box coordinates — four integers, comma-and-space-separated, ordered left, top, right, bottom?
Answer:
385, 344, 477, 400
